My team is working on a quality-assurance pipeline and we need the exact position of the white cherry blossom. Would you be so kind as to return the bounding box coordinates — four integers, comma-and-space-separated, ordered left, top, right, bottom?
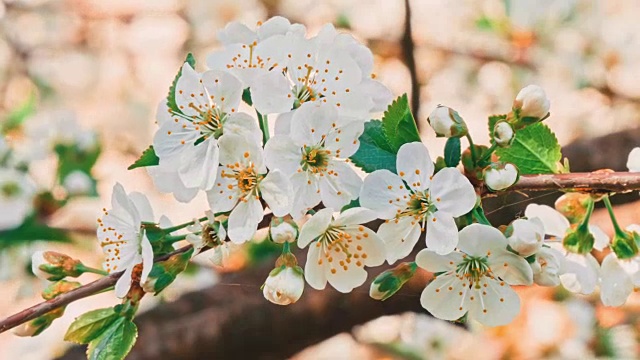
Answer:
250, 23, 392, 121
207, 134, 293, 243
298, 208, 385, 293
264, 103, 364, 219
97, 183, 155, 298
525, 204, 607, 295
207, 16, 306, 88
507, 217, 545, 257
599, 224, 640, 306
360, 142, 476, 262
417, 224, 533, 326
185, 211, 226, 255
0, 168, 36, 230
153, 65, 260, 196
514, 85, 550, 119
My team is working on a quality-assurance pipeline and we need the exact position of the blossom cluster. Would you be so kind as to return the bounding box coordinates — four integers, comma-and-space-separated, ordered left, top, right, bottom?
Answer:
22, 18, 640, 348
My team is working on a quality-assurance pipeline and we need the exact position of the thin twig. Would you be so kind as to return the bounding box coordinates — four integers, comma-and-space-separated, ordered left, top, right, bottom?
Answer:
2, 171, 640, 334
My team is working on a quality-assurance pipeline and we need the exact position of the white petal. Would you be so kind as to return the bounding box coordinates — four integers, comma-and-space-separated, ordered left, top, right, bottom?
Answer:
319, 161, 362, 210
524, 204, 570, 239
559, 251, 600, 295
626, 147, 640, 172
600, 253, 633, 306
589, 225, 610, 251
206, 168, 240, 214
274, 111, 294, 135
147, 162, 198, 203
415, 249, 462, 273
457, 224, 508, 258
222, 112, 262, 145
115, 266, 134, 298
264, 135, 302, 175
359, 169, 408, 219
298, 208, 333, 248
323, 120, 364, 158
396, 142, 434, 191
334, 207, 377, 227
140, 235, 154, 284
327, 261, 368, 293
420, 274, 468, 321
429, 168, 476, 217
218, 133, 263, 168
227, 198, 264, 243
201, 70, 243, 113
260, 169, 293, 217
290, 103, 336, 146
289, 171, 322, 220
378, 217, 421, 264
178, 137, 220, 190
425, 211, 459, 255
468, 278, 521, 327
489, 251, 533, 286
257, 16, 293, 39
251, 71, 294, 114
128, 192, 154, 223
304, 243, 328, 290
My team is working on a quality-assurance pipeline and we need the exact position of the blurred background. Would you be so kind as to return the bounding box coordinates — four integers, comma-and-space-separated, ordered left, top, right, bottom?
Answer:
1, 0, 640, 358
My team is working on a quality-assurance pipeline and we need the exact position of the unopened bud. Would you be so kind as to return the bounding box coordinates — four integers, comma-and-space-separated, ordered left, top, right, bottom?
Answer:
369, 262, 417, 301
610, 230, 640, 260
262, 265, 304, 305
512, 85, 550, 126
483, 163, 519, 191
142, 248, 193, 294
563, 226, 596, 255
506, 217, 545, 257
42, 280, 82, 300
31, 251, 83, 281
493, 121, 515, 147
427, 105, 468, 138
269, 216, 298, 244
13, 307, 65, 337
62, 171, 93, 196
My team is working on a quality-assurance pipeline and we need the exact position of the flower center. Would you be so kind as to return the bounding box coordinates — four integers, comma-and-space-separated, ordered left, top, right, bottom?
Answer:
301, 146, 330, 173
1, 182, 20, 198
202, 224, 223, 247
222, 163, 263, 196
456, 255, 490, 288
395, 191, 437, 225
315, 225, 372, 272
186, 105, 227, 140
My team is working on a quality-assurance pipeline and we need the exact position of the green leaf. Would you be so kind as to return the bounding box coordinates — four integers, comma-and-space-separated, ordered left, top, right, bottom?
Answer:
2, 92, 37, 133
54, 143, 101, 196
381, 94, 421, 151
495, 123, 562, 174
87, 317, 137, 360
350, 120, 397, 173
64, 308, 120, 344
0, 216, 71, 249
444, 137, 461, 167
127, 146, 159, 170
167, 53, 196, 114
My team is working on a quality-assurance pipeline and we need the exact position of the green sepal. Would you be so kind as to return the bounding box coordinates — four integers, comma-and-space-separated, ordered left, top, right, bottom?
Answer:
562, 228, 595, 254
242, 88, 253, 106
86, 317, 138, 360
127, 146, 159, 170
611, 231, 640, 260
444, 137, 461, 167
64, 307, 121, 344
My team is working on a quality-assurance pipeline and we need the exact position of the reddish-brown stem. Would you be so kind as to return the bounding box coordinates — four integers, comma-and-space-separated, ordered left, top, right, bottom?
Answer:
2, 171, 640, 334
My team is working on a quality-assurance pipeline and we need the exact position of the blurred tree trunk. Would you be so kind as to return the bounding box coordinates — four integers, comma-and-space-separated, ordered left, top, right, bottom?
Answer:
58, 127, 640, 360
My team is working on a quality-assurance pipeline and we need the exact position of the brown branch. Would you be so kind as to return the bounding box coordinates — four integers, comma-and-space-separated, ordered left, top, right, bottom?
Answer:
2, 172, 640, 334
509, 172, 640, 193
